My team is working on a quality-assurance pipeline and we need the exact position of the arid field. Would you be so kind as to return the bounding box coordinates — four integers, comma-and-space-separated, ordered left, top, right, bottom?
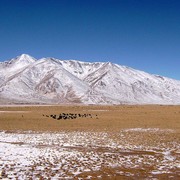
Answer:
0, 105, 180, 179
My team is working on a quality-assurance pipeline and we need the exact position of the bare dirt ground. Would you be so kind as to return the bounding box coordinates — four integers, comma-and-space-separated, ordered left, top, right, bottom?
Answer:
0, 105, 179, 179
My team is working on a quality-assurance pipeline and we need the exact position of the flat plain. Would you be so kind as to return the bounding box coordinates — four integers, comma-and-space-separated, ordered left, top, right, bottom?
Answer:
0, 105, 180, 179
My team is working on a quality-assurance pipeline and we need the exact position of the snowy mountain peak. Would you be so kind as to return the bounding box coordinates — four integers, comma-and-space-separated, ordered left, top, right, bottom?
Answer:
15, 54, 36, 63
5, 54, 36, 69
0, 54, 180, 105
0, 54, 37, 80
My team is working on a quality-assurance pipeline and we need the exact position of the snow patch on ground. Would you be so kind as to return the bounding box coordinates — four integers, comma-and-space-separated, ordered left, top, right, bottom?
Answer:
121, 128, 175, 133
0, 129, 179, 179
0, 111, 30, 113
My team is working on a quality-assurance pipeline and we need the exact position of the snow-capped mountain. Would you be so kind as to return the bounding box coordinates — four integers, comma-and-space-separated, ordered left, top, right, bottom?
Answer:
0, 54, 180, 104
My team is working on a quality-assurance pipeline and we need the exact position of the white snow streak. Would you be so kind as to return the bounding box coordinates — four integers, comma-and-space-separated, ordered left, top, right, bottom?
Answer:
0, 129, 179, 179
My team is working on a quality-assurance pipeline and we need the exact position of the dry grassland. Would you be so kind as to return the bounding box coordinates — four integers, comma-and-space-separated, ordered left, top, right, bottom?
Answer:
0, 105, 180, 179
0, 105, 180, 132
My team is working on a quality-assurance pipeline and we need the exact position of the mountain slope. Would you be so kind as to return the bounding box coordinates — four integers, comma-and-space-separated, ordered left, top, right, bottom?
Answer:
0, 54, 180, 104
83, 62, 180, 104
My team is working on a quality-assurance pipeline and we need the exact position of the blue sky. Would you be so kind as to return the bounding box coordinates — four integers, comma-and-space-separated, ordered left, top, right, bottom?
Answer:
0, 0, 180, 79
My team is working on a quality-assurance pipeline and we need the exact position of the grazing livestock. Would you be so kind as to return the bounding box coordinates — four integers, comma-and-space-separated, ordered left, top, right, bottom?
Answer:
43, 112, 98, 120
50, 114, 56, 119
57, 114, 62, 120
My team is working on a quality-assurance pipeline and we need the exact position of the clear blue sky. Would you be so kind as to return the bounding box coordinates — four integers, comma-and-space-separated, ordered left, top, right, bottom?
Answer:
0, 0, 180, 79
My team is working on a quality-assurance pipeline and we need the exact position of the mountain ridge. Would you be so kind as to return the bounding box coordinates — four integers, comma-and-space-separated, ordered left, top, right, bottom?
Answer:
0, 54, 180, 105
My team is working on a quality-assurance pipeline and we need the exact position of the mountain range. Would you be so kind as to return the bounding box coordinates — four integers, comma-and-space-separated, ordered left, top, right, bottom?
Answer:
0, 54, 180, 105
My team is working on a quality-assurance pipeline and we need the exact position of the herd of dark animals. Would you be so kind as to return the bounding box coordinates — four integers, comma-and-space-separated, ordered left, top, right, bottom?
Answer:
42, 113, 98, 120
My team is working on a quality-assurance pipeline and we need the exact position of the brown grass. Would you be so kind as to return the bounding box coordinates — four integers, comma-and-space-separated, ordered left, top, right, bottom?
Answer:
0, 105, 180, 179
0, 105, 180, 132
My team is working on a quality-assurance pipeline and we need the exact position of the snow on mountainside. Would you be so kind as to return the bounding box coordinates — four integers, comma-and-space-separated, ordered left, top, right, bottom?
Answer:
0, 54, 180, 104
0, 54, 36, 86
